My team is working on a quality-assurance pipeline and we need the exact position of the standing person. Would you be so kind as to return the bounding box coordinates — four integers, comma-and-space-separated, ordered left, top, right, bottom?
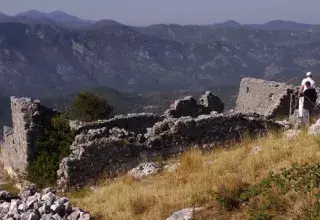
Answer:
300, 81, 318, 126
299, 72, 315, 118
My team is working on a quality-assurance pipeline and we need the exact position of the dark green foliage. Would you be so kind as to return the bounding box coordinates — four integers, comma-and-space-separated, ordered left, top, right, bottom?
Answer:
215, 183, 249, 211
241, 164, 320, 202
70, 91, 114, 122
309, 197, 320, 220
239, 164, 320, 219
26, 113, 74, 188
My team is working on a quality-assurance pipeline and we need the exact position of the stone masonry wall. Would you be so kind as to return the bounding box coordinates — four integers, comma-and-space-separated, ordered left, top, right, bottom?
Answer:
70, 113, 163, 134
57, 112, 283, 190
236, 78, 294, 118
0, 97, 57, 179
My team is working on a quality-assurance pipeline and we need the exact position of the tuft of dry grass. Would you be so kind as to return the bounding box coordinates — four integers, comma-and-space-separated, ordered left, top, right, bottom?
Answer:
69, 131, 320, 220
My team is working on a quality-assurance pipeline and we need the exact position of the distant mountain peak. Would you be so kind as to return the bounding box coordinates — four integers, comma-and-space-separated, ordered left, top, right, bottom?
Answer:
214, 20, 241, 28
48, 10, 80, 20
91, 19, 122, 27
12, 9, 93, 28
16, 10, 45, 17
260, 19, 312, 30
221, 20, 241, 25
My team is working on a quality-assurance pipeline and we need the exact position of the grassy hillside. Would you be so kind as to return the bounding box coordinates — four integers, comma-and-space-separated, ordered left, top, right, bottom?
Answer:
69, 132, 320, 220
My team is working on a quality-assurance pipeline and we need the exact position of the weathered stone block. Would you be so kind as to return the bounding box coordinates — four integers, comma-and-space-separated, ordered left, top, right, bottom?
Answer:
236, 78, 294, 118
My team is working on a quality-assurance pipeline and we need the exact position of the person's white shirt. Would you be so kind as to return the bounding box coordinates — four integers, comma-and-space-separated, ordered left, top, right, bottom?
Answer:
301, 77, 315, 92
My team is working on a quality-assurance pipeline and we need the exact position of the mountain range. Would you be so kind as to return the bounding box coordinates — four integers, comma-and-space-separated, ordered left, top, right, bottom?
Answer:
1, 10, 320, 99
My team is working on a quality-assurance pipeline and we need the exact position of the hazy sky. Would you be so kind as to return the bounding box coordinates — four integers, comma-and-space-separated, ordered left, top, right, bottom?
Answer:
1, 0, 320, 26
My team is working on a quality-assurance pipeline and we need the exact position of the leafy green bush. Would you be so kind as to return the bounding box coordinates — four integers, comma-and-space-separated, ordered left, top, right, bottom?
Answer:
70, 91, 114, 122
26, 113, 74, 188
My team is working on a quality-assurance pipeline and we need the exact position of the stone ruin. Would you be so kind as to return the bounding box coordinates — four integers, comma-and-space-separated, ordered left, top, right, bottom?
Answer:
0, 86, 288, 191
236, 77, 320, 125
0, 97, 58, 179
236, 78, 295, 118
165, 91, 224, 118
57, 112, 282, 190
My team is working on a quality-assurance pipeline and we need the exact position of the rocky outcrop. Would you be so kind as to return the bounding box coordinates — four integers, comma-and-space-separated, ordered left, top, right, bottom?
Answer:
165, 91, 224, 118
0, 188, 91, 220
236, 78, 294, 118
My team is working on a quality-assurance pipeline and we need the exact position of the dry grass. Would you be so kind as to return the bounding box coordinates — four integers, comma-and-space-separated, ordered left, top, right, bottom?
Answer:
69, 131, 320, 220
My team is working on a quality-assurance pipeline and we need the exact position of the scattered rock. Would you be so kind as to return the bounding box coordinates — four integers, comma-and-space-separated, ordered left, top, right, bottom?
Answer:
309, 118, 320, 135
284, 129, 301, 139
0, 189, 91, 220
164, 163, 181, 173
127, 162, 161, 178
251, 146, 263, 155
166, 208, 203, 220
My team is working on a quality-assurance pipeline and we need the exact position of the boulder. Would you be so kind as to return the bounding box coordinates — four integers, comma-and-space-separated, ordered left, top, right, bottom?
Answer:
164, 92, 225, 118
199, 91, 224, 113
165, 96, 199, 118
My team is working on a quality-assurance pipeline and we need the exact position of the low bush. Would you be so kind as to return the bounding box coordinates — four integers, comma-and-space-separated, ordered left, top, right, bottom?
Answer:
26, 113, 74, 188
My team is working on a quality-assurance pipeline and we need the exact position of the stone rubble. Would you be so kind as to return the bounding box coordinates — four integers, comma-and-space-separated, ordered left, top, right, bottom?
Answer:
164, 162, 181, 173
309, 118, 320, 136
284, 129, 301, 139
250, 146, 263, 155
127, 162, 161, 178
166, 207, 204, 220
165, 91, 224, 118
0, 187, 91, 220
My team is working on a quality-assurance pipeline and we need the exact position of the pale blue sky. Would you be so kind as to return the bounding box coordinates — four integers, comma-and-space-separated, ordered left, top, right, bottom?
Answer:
1, 0, 320, 25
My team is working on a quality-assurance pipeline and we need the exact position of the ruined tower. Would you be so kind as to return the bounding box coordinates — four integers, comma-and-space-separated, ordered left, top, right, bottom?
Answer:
1, 97, 49, 178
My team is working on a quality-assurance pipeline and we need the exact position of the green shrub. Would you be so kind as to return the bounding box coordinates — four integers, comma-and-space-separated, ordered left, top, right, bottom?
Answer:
26, 113, 74, 188
70, 91, 114, 122
240, 164, 320, 219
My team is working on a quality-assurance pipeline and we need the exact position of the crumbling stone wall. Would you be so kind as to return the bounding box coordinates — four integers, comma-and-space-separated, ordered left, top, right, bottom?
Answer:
146, 113, 283, 154
57, 112, 283, 190
70, 113, 163, 134
0, 97, 58, 178
165, 91, 224, 118
236, 78, 294, 118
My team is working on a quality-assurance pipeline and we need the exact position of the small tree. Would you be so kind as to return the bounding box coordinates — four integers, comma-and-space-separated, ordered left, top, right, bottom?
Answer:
70, 91, 114, 122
